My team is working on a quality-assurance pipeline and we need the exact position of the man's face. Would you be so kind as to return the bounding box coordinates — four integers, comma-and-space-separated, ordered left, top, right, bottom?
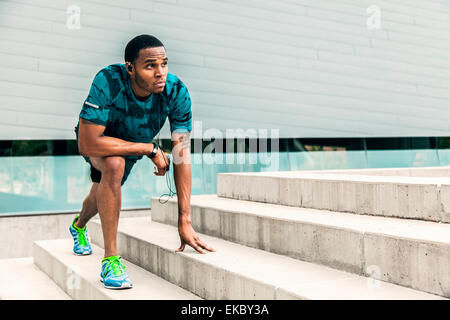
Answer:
129, 46, 168, 95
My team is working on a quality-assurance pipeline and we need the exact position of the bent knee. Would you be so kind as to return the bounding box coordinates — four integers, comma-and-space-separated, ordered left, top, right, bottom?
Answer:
101, 156, 125, 179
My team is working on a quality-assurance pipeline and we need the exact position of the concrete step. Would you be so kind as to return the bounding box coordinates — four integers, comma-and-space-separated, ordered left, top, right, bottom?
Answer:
88, 217, 445, 300
216, 170, 450, 223
285, 167, 450, 177
150, 194, 450, 298
32, 239, 202, 300
0, 257, 71, 300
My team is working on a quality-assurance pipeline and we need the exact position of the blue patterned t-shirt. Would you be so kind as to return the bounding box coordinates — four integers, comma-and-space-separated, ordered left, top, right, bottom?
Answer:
74, 64, 192, 162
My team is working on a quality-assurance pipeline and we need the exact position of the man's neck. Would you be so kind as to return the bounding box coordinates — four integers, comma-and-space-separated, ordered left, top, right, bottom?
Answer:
130, 77, 151, 101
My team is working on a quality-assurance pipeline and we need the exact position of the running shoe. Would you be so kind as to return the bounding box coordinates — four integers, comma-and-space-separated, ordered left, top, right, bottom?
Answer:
100, 255, 133, 289
69, 215, 92, 256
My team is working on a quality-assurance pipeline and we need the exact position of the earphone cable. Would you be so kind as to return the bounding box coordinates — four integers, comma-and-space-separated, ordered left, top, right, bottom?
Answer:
150, 100, 177, 204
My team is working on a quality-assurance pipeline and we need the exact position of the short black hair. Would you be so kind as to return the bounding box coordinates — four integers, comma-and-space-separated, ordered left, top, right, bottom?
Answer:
124, 34, 165, 63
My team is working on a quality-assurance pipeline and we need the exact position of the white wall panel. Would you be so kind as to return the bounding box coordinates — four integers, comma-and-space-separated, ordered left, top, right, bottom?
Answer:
0, 0, 448, 139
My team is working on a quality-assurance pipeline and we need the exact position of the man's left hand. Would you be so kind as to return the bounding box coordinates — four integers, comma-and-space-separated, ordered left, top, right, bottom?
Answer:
175, 219, 216, 254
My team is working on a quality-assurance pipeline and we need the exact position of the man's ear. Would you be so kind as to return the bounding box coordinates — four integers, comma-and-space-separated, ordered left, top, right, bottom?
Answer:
126, 62, 133, 74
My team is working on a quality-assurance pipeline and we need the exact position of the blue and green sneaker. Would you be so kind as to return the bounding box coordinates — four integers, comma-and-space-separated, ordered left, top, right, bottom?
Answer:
100, 255, 133, 289
69, 215, 92, 256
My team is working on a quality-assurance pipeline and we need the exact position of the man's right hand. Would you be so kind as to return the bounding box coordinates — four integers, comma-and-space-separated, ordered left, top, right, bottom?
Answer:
150, 145, 170, 176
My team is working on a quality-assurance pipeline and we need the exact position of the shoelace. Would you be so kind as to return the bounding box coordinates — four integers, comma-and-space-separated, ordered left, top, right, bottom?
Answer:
77, 228, 88, 247
106, 257, 126, 277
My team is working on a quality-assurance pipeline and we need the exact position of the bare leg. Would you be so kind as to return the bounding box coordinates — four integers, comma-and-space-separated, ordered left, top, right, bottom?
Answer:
76, 182, 99, 229
90, 156, 125, 258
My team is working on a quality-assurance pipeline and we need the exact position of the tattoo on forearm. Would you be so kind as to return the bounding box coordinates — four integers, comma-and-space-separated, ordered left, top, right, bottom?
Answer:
179, 132, 190, 149
172, 132, 191, 165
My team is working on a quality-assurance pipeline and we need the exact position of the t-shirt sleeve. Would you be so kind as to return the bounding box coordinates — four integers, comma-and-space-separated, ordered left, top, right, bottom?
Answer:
79, 71, 111, 126
168, 78, 192, 134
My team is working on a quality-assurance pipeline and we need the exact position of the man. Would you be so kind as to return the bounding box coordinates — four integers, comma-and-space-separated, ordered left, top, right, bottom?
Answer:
71, 34, 215, 290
